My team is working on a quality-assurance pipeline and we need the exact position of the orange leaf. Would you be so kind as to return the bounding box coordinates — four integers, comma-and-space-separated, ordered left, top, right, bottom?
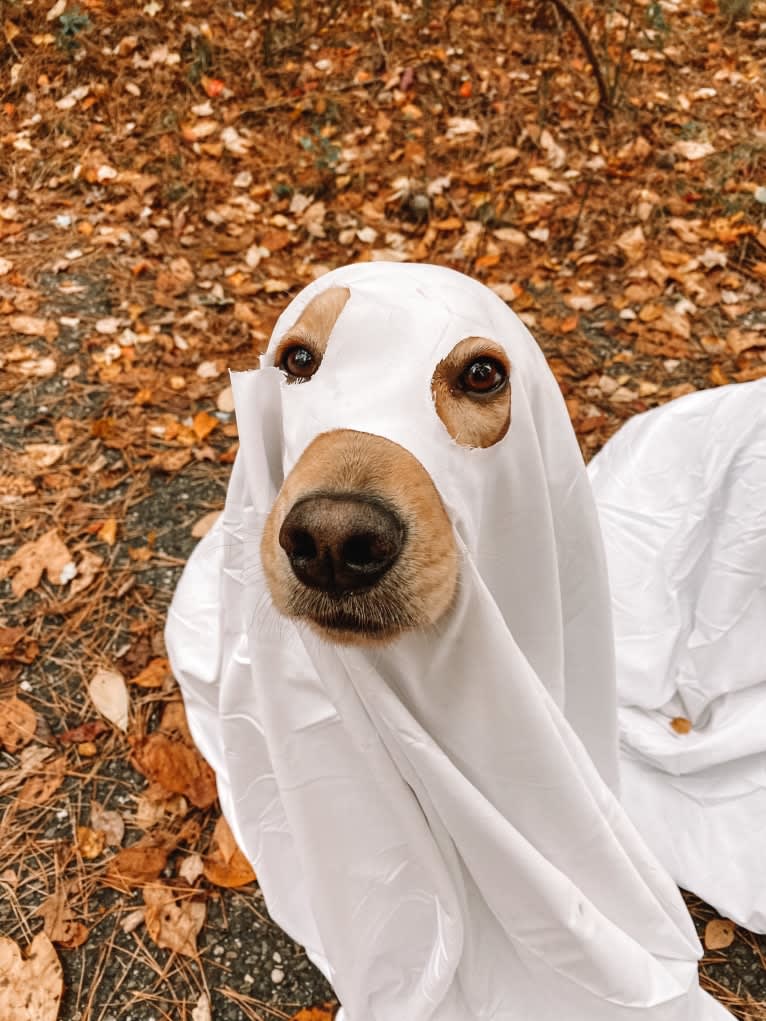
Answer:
97, 517, 118, 546
17, 756, 66, 808
202, 76, 225, 98
670, 717, 692, 734
144, 882, 206, 957
131, 657, 170, 689
459, 80, 472, 98
704, 918, 735, 950
0, 697, 37, 753
291, 1007, 337, 1021
131, 732, 218, 809
203, 816, 256, 888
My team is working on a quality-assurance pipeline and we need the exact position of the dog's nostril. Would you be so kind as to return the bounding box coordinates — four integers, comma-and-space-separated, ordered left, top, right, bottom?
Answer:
278, 496, 405, 594
287, 529, 317, 562
343, 532, 396, 571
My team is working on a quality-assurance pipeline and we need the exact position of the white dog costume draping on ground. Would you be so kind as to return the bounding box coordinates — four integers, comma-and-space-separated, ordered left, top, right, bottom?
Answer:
589, 379, 766, 934
165, 263, 729, 1020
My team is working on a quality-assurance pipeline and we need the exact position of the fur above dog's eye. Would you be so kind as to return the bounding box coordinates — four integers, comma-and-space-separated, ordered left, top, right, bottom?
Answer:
460, 358, 507, 395
280, 344, 319, 381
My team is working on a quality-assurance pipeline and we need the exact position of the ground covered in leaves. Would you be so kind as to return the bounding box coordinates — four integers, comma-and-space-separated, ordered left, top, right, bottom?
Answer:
2, 1, 766, 1018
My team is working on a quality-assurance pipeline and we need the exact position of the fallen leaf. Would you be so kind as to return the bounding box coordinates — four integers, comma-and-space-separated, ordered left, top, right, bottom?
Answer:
21, 443, 66, 472
69, 550, 104, 597
97, 517, 118, 545
192, 411, 218, 441
203, 815, 256, 888
130, 657, 170, 689
76, 825, 107, 860
149, 449, 192, 472
704, 918, 735, 950
191, 511, 221, 538
192, 992, 212, 1021
672, 140, 715, 161
58, 720, 109, 745
88, 668, 129, 732
0, 698, 37, 753
178, 852, 205, 884
670, 717, 692, 734
0, 931, 63, 1021
135, 786, 189, 830
0, 529, 75, 598
107, 836, 170, 885
9, 314, 59, 340
143, 882, 206, 956
17, 755, 66, 808
131, 732, 217, 808
290, 1008, 337, 1021
616, 225, 646, 262
36, 888, 89, 949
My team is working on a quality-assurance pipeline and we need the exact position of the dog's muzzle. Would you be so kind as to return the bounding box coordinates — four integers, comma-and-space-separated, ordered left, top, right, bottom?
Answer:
278, 494, 405, 596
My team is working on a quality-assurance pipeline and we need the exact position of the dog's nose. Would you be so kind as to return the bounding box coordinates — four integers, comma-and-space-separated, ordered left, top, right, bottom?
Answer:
279, 495, 405, 594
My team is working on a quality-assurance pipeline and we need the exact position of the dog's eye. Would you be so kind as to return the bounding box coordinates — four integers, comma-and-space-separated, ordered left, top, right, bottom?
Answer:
460, 358, 507, 395
279, 344, 319, 381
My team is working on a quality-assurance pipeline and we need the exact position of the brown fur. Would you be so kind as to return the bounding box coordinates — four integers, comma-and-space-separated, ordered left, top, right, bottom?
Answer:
261, 430, 458, 644
431, 337, 511, 449
262, 294, 512, 643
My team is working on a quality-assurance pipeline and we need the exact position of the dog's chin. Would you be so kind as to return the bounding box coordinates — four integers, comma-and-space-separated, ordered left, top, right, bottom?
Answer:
285, 586, 418, 646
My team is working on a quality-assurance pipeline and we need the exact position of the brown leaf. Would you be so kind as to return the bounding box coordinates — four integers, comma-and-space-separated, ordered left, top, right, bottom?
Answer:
0, 931, 64, 1020
107, 836, 170, 885
9, 314, 59, 340
88, 668, 129, 732
130, 657, 170, 689
76, 826, 106, 860
131, 732, 217, 809
97, 517, 118, 545
203, 815, 256, 888
291, 1008, 337, 1021
58, 720, 109, 745
0, 529, 74, 598
149, 448, 192, 472
0, 698, 37, 753
704, 918, 735, 950
192, 411, 218, 441
191, 511, 222, 538
36, 888, 89, 949
670, 717, 692, 734
143, 882, 206, 957
17, 755, 66, 807
68, 551, 104, 598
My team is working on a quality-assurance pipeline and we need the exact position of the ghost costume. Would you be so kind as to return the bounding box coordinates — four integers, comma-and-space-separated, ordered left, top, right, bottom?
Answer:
588, 379, 766, 933
165, 263, 728, 1020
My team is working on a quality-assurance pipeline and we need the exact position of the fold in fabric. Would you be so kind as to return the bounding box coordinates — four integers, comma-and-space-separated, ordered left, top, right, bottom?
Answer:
589, 379, 766, 932
166, 263, 730, 1020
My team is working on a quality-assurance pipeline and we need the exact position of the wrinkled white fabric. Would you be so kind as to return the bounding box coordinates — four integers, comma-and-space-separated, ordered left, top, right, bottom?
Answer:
589, 379, 766, 933
166, 263, 728, 1020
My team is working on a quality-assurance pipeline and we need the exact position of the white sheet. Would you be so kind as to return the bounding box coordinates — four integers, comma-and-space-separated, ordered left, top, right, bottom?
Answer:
166, 263, 729, 1020
589, 379, 766, 932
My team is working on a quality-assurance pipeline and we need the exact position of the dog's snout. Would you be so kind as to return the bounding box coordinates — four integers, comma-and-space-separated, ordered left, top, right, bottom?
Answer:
278, 495, 405, 595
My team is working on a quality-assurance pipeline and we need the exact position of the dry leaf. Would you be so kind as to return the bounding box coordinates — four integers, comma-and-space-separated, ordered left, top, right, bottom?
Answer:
192, 992, 212, 1021
130, 657, 170, 689
0, 698, 37, 753
36, 889, 89, 949
88, 668, 129, 731
135, 786, 189, 830
672, 140, 715, 161
178, 853, 205, 884
704, 918, 735, 950
191, 511, 221, 538
107, 837, 170, 885
9, 314, 59, 340
97, 517, 118, 545
69, 551, 104, 597
0, 932, 64, 1021
670, 717, 692, 734
617, 225, 646, 262
17, 755, 66, 807
143, 882, 206, 957
203, 815, 256, 888
149, 449, 192, 472
291, 1007, 337, 1021
0, 529, 74, 598
192, 411, 218, 441
131, 732, 217, 809
76, 825, 106, 860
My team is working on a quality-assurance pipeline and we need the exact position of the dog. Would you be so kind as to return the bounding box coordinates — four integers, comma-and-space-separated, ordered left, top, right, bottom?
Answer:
260, 284, 512, 645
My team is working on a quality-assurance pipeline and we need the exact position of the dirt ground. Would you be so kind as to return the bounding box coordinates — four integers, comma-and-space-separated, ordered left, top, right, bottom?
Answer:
2, 1, 766, 1018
